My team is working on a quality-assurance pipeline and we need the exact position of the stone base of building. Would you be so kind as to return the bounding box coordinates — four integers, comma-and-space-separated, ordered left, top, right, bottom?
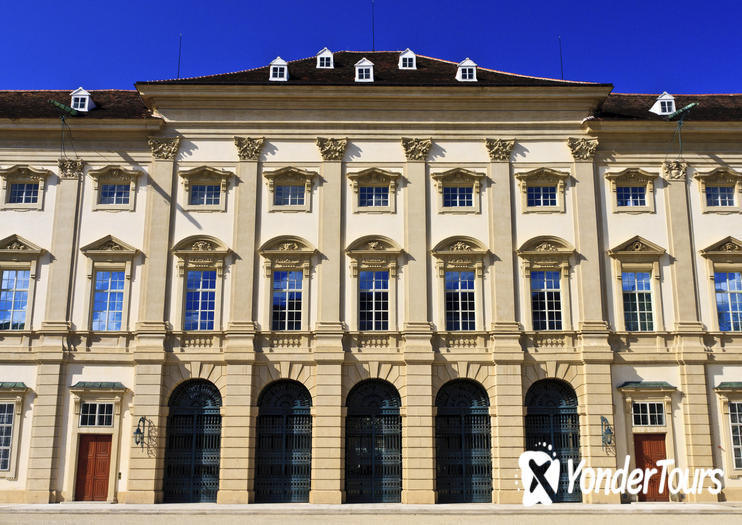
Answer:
217, 490, 252, 504
309, 490, 344, 504
401, 490, 436, 504
722, 487, 742, 501
117, 490, 162, 504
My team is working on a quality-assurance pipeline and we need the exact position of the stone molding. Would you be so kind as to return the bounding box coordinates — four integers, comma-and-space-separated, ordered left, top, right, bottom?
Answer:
484, 138, 515, 162
401, 137, 432, 161
80, 235, 139, 262
517, 235, 575, 277
234, 136, 265, 161
259, 235, 317, 277
172, 235, 230, 277
567, 137, 598, 160
147, 137, 181, 160
316, 137, 348, 161
57, 158, 84, 179
662, 160, 688, 182
431, 236, 489, 277
346, 235, 403, 277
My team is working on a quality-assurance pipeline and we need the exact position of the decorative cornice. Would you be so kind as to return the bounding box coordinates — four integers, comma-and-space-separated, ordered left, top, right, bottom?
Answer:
234, 136, 265, 161
58, 158, 84, 179
567, 137, 598, 160
662, 160, 688, 182
260, 236, 317, 277
401, 137, 432, 161
81, 235, 139, 261
484, 138, 515, 162
147, 137, 181, 160
316, 137, 348, 161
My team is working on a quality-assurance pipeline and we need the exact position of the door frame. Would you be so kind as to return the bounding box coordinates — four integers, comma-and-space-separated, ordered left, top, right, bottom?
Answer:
633, 433, 669, 502
63, 385, 126, 503
75, 434, 113, 501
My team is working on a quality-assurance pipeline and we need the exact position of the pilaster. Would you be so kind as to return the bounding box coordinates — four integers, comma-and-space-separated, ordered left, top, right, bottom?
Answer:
491, 360, 524, 503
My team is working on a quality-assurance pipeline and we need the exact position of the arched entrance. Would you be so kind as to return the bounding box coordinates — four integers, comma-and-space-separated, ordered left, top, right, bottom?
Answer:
435, 379, 492, 503
255, 380, 312, 502
163, 379, 222, 503
345, 379, 402, 503
524, 379, 581, 502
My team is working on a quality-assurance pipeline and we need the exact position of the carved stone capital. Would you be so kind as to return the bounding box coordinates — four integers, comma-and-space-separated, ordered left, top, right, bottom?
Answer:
316, 137, 348, 161
401, 137, 432, 161
567, 137, 599, 160
234, 137, 265, 161
147, 137, 181, 160
484, 138, 515, 162
57, 158, 84, 179
662, 160, 688, 182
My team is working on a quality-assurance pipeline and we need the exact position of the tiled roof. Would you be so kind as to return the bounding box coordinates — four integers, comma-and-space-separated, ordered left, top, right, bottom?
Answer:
0, 90, 151, 119
716, 382, 742, 390
139, 51, 610, 88
70, 381, 126, 390
617, 381, 676, 390
596, 93, 742, 121
0, 382, 28, 390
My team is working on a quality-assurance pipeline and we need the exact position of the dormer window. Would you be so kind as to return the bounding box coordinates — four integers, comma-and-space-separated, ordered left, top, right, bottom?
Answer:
399, 49, 416, 69
269, 57, 288, 82
316, 47, 334, 69
456, 58, 477, 82
649, 92, 676, 115
355, 58, 374, 82
69, 87, 94, 112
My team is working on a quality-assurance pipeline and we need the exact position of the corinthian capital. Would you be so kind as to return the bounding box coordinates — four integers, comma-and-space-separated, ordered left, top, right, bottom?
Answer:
316, 137, 348, 161
58, 158, 84, 179
662, 160, 688, 182
147, 137, 181, 160
234, 137, 265, 161
401, 137, 432, 161
484, 138, 516, 162
567, 137, 599, 160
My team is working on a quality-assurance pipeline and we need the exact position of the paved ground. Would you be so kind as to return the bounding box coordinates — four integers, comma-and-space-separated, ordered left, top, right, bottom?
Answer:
1, 503, 741, 525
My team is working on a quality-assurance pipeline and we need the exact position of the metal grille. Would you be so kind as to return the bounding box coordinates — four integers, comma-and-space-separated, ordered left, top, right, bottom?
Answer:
435, 380, 492, 503
255, 380, 312, 503
524, 379, 581, 503
345, 380, 402, 503
163, 380, 222, 503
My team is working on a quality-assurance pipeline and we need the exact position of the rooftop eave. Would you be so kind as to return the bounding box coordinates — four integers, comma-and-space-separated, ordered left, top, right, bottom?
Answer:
585, 119, 742, 134
0, 117, 164, 133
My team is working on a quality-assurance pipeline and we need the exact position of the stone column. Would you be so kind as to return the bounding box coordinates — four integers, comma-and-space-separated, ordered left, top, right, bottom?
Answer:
26, 159, 84, 502
491, 361, 524, 503
661, 161, 715, 501
401, 356, 435, 503
310, 138, 347, 503
122, 137, 179, 503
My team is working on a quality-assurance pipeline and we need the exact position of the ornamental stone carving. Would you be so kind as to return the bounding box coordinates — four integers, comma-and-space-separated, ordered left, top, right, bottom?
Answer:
535, 242, 559, 252
4, 241, 27, 250
701, 237, 742, 264
58, 158, 84, 179
722, 242, 741, 252
484, 138, 516, 161
100, 240, 123, 251
450, 241, 473, 251
401, 137, 432, 161
662, 161, 688, 181
316, 137, 348, 161
567, 137, 599, 160
192, 241, 215, 251
234, 137, 265, 161
147, 137, 181, 160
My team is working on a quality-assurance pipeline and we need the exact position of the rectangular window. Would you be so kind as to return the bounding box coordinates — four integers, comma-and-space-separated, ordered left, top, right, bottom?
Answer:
660, 100, 674, 113
189, 185, 220, 206
461, 67, 474, 80
531, 270, 562, 330
359, 186, 389, 207
0, 270, 29, 330
99, 184, 130, 205
715, 271, 742, 331
357, 67, 371, 80
402, 57, 414, 68
79, 402, 113, 427
271, 66, 285, 79
731, 401, 742, 469
706, 186, 735, 207
271, 271, 302, 331
616, 186, 646, 207
319, 56, 331, 68
632, 401, 665, 426
0, 403, 13, 471
442, 186, 473, 207
623, 271, 653, 331
445, 271, 475, 331
92, 271, 124, 331
274, 185, 305, 206
184, 270, 216, 330
8, 183, 39, 204
359, 271, 389, 331
72, 96, 86, 110
526, 186, 557, 207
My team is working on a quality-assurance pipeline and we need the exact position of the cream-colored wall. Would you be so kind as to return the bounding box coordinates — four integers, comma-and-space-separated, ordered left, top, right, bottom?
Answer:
0, 365, 37, 490
706, 364, 742, 489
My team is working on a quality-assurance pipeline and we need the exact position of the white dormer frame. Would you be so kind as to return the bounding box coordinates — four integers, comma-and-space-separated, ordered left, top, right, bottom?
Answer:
456, 58, 477, 82
355, 58, 374, 82
269, 57, 288, 82
399, 49, 416, 70
70, 87, 94, 112
316, 47, 334, 69
649, 92, 676, 116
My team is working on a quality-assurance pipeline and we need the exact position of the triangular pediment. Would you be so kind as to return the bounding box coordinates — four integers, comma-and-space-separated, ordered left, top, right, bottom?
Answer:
81, 235, 138, 256
355, 58, 374, 67
609, 236, 665, 258
0, 234, 43, 255
701, 236, 742, 262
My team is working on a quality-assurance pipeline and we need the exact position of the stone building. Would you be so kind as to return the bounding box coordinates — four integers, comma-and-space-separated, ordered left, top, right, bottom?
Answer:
0, 49, 740, 504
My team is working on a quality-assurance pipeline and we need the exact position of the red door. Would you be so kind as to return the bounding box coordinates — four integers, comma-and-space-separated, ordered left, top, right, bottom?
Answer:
75, 435, 112, 501
634, 433, 669, 502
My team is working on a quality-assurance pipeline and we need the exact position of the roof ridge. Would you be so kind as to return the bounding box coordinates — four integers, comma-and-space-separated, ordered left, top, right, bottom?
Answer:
611, 92, 742, 96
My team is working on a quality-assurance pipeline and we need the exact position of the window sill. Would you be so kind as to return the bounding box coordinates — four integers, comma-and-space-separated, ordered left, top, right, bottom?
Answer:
522, 207, 564, 214
93, 205, 134, 212
439, 208, 479, 215
702, 207, 741, 214
355, 208, 395, 214
269, 206, 310, 213
182, 205, 226, 213
614, 207, 654, 214
0, 203, 42, 211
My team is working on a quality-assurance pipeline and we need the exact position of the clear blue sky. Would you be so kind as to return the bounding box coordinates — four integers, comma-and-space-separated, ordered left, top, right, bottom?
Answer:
2, 0, 740, 94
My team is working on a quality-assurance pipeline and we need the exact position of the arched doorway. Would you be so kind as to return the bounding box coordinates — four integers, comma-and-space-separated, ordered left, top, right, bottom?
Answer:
435, 379, 492, 503
345, 379, 402, 503
255, 380, 312, 502
163, 379, 222, 503
524, 379, 581, 502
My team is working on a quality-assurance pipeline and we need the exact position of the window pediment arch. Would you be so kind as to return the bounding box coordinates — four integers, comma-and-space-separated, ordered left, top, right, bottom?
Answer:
172, 235, 230, 277
347, 168, 401, 191
80, 235, 139, 262
694, 167, 742, 189
259, 235, 317, 277
517, 236, 574, 276
178, 165, 234, 193
431, 168, 485, 193
608, 235, 666, 262
88, 165, 141, 188
515, 167, 570, 187
515, 168, 570, 213
701, 236, 742, 264
0, 165, 53, 210
0, 234, 44, 263
263, 166, 318, 193
0, 165, 52, 185
432, 236, 488, 277
605, 168, 658, 191
346, 235, 403, 277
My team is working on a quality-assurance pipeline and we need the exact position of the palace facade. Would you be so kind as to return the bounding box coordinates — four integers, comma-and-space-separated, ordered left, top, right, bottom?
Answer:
0, 50, 741, 505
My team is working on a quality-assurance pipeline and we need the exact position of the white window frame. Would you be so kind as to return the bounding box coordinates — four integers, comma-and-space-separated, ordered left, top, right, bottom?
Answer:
660, 100, 674, 114
263, 166, 318, 213
0, 235, 44, 333
87, 165, 141, 212
700, 236, 742, 332
431, 168, 484, 214
178, 165, 234, 212
347, 168, 400, 214
79, 402, 114, 427
269, 57, 288, 82
316, 47, 334, 69
631, 401, 665, 426
399, 49, 416, 70
694, 167, 742, 214
515, 167, 570, 214
0, 165, 51, 211
69, 88, 94, 112
605, 168, 658, 214
456, 58, 478, 82
354, 58, 374, 82
0, 383, 27, 479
